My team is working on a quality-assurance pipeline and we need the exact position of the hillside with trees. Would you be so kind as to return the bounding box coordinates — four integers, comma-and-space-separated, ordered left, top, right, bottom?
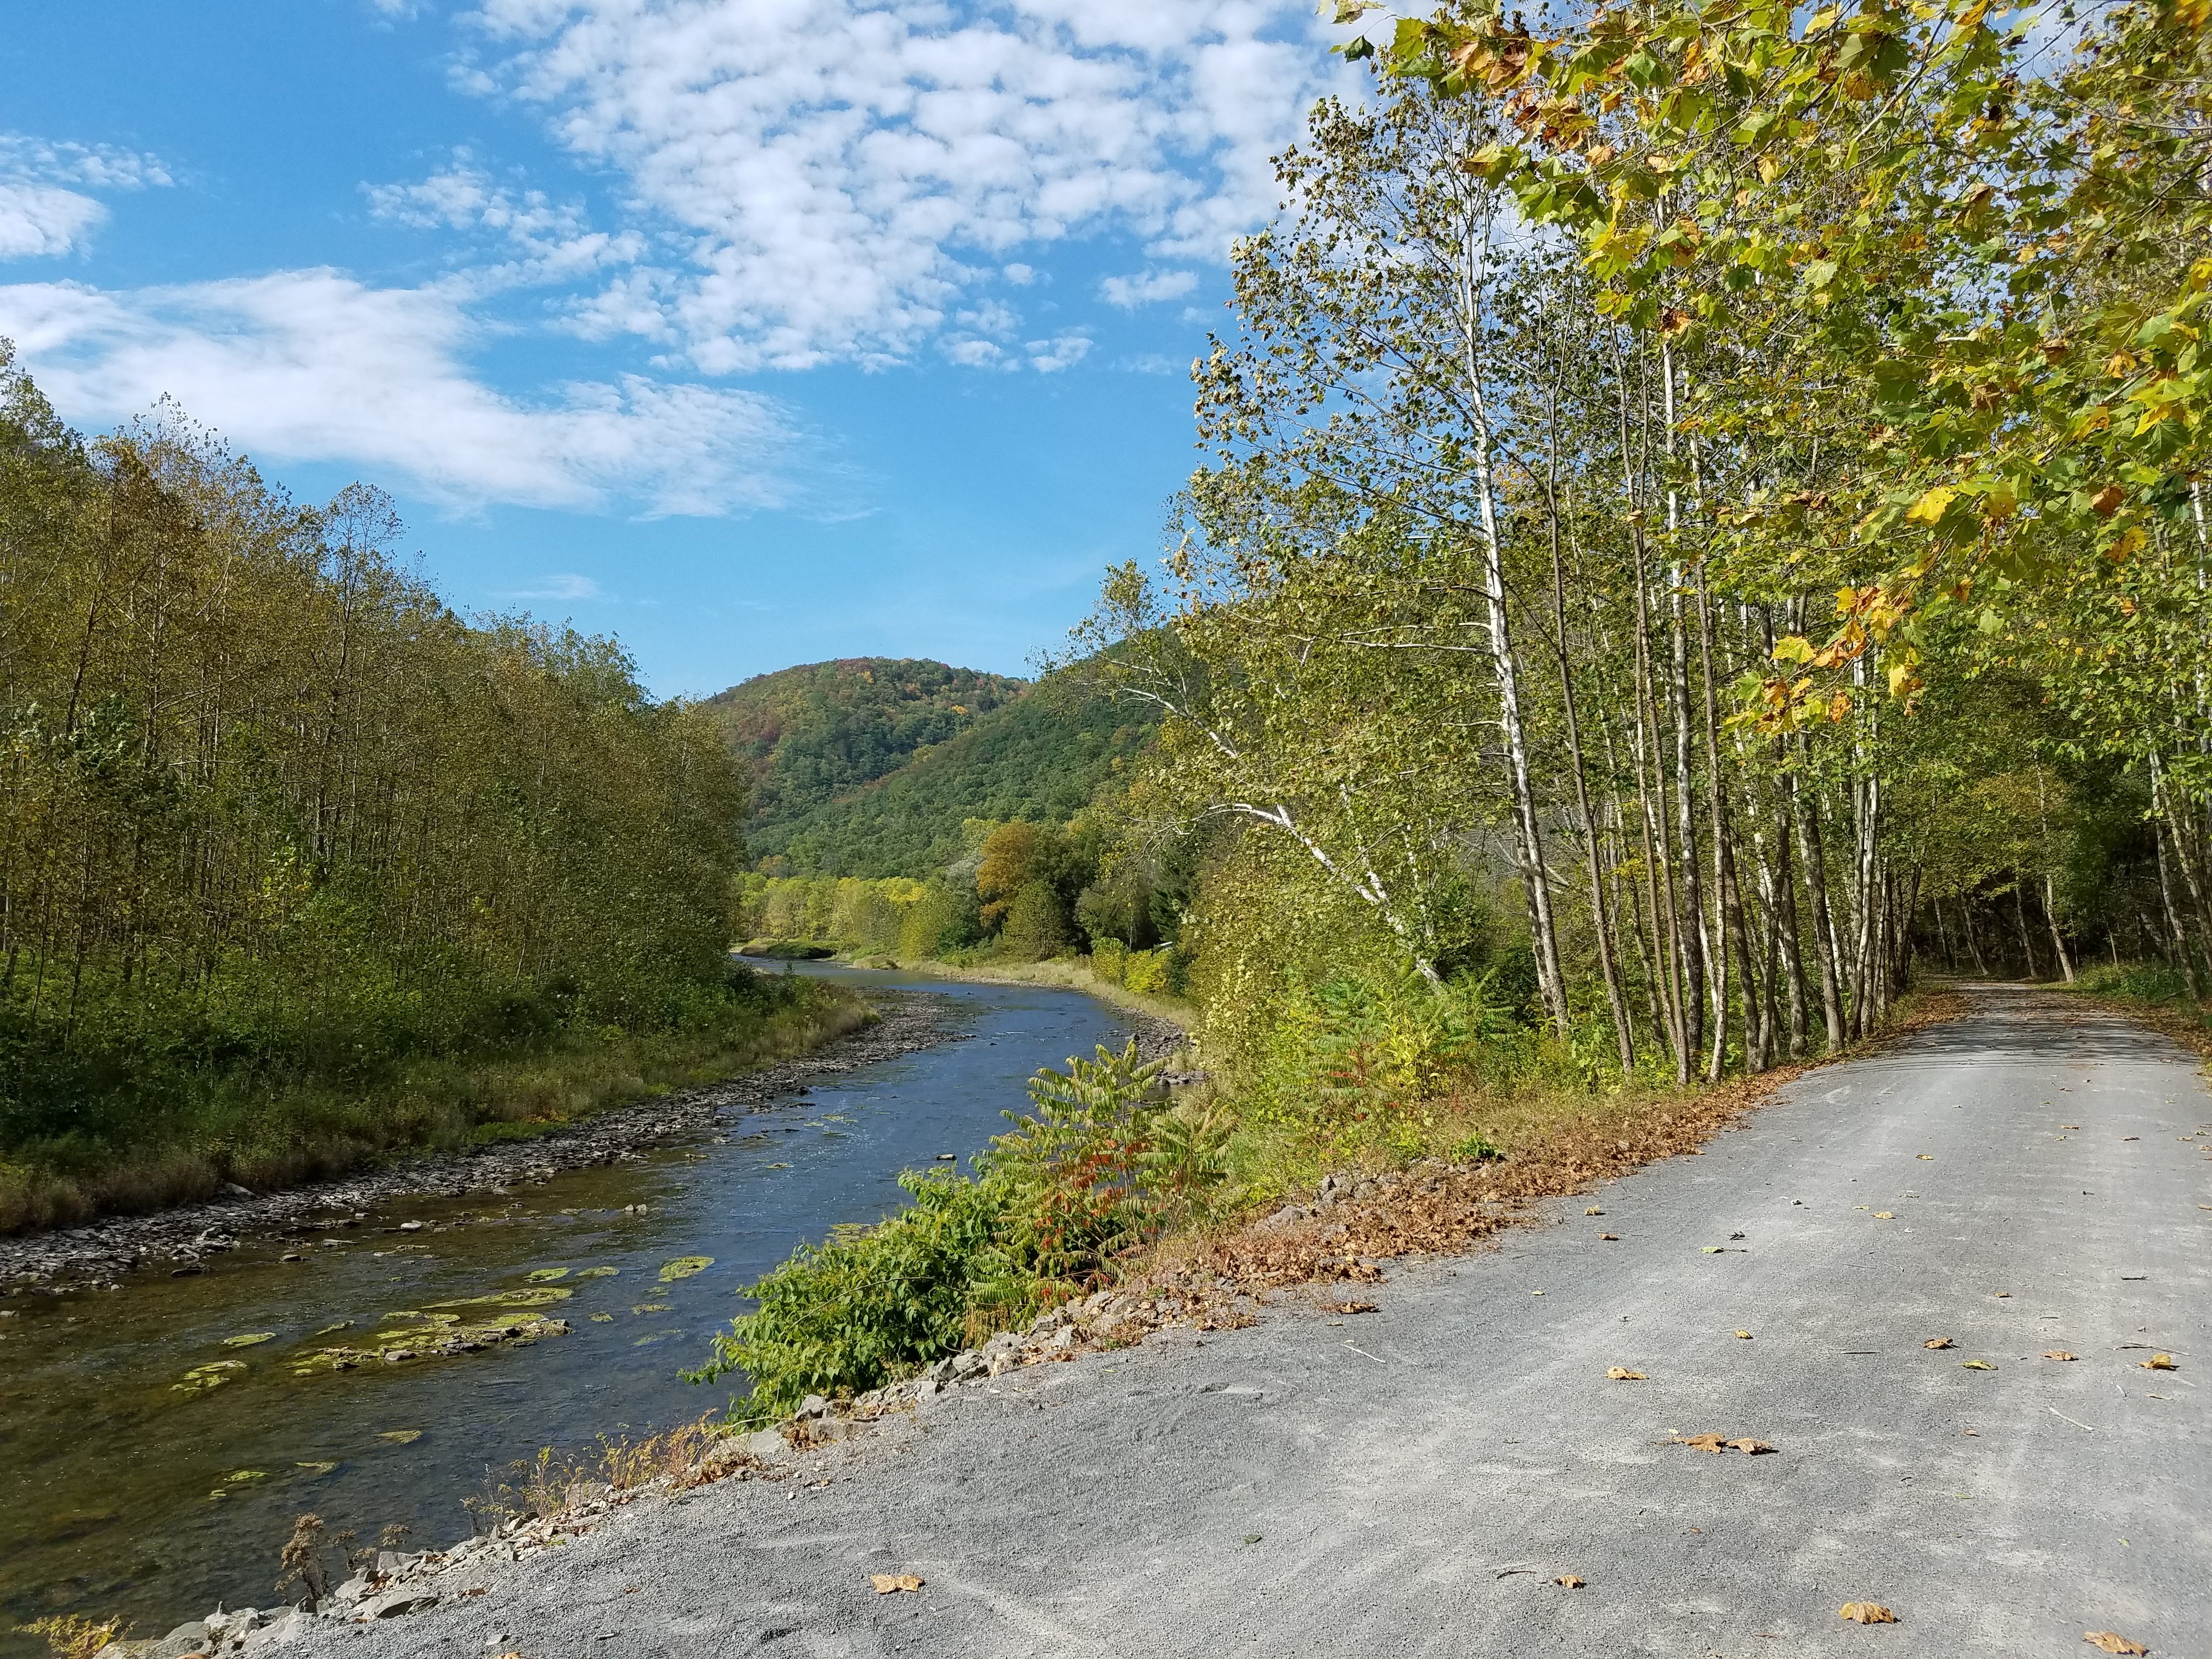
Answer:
704, 658, 1024, 830
0, 354, 851, 1232
733, 670, 1157, 878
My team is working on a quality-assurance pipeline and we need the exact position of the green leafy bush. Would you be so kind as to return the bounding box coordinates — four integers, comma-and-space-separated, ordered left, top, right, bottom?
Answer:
695, 1041, 1219, 1420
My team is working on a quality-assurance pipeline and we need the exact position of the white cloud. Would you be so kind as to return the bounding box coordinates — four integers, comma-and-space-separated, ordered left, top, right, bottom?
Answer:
0, 270, 822, 516
459, 0, 1354, 370
511, 572, 603, 600
1026, 332, 1092, 373
0, 186, 108, 260
1099, 268, 1197, 308
365, 155, 648, 291
0, 133, 172, 260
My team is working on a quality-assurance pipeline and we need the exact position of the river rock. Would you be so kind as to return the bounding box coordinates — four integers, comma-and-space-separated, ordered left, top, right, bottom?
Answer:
357, 1588, 438, 1620
238, 1609, 315, 1654
202, 1608, 267, 1647
702, 1427, 788, 1473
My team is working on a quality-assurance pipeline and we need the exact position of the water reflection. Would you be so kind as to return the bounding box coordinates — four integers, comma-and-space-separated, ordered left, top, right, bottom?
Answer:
0, 969, 1130, 1649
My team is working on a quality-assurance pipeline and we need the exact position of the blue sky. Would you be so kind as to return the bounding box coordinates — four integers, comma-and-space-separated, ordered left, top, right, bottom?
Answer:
0, 0, 1355, 696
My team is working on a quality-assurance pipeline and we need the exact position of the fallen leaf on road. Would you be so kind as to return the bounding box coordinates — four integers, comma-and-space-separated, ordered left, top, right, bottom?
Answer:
1702, 1246, 1725, 1254
1600, 1233, 1621, 1241
1555, 1575, 1585, 1588
1962, 1359, 1997, 1370
870, 1575, 925, 1594
1917, 1154, 1934, 1160
2061, 1125, 2080, 1130
1585, 1206, 1605, 1216
2084, 1633, 2151, 1655
1330, 1301, 1377, 1315
2045, 1351, 2079, 1362
1735, 1329, 1753, 1339
1677, 1433, 1729, 1452
1606, 1367, 1647, 1380
2139, 1354, 2178, 1371
1839, 1602, 1898, 1624
1925, 1338, 1955, 1350
1874, 1211, 1895, 1220
1729, 1232, 1746, 1240
1728, 1438, 1779, 1454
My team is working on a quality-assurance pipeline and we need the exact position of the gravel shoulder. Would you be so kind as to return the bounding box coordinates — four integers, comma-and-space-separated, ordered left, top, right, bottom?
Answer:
224, 985, 2212, 1657
1, 991, 956, 1290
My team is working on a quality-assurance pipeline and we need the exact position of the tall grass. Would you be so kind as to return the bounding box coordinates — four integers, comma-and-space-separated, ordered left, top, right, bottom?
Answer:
0, 970, 867, 1234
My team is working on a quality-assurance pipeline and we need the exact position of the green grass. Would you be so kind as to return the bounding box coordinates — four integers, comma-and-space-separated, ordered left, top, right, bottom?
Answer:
0, 977, 871, 1235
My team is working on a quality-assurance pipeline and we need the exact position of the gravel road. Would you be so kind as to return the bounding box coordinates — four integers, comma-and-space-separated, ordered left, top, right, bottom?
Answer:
289, 985, 2210, 1658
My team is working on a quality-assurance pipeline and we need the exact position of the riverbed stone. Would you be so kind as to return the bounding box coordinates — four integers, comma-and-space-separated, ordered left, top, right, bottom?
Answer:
357, 1588, 438, 1620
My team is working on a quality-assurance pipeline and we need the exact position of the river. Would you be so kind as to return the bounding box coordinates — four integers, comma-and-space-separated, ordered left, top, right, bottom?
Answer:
0, 969, 1137, 1653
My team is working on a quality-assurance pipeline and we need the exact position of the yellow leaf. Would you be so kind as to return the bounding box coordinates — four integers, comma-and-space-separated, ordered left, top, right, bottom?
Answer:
2140, 1353, 2178, 1370
1734, 1329, 1753, 1340
1555, 1574, 1587, 1588
1841, 1603, 1899, 1624
1728, 1438, 1778, 1455
2084, 1634, 2151, 1655
1925, 1337, 1954, 1349
2044, 1351, 2078, 1361
1906, 486, 1957, 524
1771, 634, 1815, 665
1962, 1359, 1996, 1370
1606, 1367, 1647, 1380
871, 1574, 926, 1594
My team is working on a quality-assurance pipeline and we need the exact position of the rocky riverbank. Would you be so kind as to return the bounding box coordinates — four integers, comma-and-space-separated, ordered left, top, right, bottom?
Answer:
98, 1281, 1239, 1658
0, 991, 958, 1292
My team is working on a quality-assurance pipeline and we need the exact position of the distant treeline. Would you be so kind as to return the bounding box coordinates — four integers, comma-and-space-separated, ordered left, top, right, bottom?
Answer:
0, 353, 839, 1228
736, 816, 1204, 992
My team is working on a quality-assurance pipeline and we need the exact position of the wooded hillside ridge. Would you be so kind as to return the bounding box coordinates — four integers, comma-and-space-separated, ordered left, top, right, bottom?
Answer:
0, 356, 854, 1234
725, 663, 1156, 879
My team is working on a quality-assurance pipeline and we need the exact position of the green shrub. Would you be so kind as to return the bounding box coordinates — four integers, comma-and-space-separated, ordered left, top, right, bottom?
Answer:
1090, 938, 1129, 984
1124, 949, 1170, 995
694, 1041, 1216, 1421
998, 879, 1072, 961
690, 1169, 1011, 1424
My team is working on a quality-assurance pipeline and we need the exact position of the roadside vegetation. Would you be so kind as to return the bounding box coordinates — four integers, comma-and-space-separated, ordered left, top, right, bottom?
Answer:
0, 360, 858, 1233
699, 0, 2212, 1423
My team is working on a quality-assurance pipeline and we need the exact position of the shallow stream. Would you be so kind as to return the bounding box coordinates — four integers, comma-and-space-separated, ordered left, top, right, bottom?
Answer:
0, 969, 1133, 1652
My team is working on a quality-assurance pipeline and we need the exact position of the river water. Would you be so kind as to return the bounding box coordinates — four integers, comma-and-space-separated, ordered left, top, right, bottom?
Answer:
0, 969, 1133, 1652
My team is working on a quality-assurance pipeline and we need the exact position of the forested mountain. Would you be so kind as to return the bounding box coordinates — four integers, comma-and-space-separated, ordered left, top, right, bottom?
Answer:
738, 673, 1156, 878
704, 658, 1023, 828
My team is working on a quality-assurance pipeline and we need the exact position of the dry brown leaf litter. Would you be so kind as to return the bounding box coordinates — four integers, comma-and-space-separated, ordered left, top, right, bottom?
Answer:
1554, 1575, 1585, 1588
2084, 1633, 2151, 1655
1147, 991, 1968, 1298
1839, 1602, 1899, 1624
